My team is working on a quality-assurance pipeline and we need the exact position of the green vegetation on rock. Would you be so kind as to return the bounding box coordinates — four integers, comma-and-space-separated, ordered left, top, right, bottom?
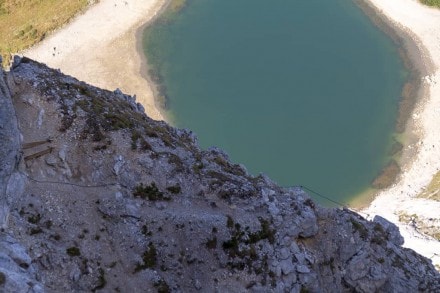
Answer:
134, 242, 157, 272
133, 182, 168, 201
0, 272, 5, 285
66, 246, 81, 257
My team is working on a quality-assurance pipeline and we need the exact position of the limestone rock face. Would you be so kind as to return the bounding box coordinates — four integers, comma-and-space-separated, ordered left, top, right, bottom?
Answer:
0, 234, 44, 293
0, 58, 44, 293
0, 57, 439, 292
0, 58, 20, 228
373, 215, 404, 246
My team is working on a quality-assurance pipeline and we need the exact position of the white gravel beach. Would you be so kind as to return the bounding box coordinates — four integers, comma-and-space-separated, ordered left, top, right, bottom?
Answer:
362, 0, 440, 268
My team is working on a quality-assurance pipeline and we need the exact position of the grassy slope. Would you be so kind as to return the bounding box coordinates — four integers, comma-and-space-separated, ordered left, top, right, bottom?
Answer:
0, 0, 89, 65
421, 0, 440, 8
418, 172, 440, 201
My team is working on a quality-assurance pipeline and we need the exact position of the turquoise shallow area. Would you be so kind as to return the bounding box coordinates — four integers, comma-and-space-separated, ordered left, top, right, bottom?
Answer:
143, 0, 408, 205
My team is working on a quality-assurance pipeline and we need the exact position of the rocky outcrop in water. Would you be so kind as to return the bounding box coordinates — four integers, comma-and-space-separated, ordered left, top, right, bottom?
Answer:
0, 57, 439, 292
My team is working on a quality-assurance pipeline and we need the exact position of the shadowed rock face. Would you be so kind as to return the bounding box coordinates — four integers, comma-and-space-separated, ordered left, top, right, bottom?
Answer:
0, 58, 44, 293
0, 56, 19, 228
0, 57, 439, 292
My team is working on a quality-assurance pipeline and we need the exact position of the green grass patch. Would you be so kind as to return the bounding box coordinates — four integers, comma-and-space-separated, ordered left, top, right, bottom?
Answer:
420, 0, 440, 8
418, 171, 440, 201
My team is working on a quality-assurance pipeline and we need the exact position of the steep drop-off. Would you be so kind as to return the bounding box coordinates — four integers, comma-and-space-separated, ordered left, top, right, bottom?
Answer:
0, 57, 438, 292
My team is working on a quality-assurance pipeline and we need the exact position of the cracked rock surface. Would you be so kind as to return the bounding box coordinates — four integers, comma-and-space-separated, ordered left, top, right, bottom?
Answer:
0, 57, 439, 292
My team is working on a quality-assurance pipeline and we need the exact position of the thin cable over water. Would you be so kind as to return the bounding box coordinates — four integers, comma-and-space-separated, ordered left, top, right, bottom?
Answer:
298, 185, 346, 207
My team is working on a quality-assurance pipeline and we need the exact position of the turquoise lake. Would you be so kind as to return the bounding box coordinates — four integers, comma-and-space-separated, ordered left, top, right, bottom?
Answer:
143, 0, 408, 206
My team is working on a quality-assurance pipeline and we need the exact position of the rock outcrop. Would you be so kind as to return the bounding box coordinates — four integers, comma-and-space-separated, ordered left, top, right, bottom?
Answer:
0, 55, 20, 229
0, 57, 44, 293
0, 57, 439, 292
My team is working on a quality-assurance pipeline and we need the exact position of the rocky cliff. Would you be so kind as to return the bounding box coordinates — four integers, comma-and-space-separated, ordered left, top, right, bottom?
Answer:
0, 57, 439, 292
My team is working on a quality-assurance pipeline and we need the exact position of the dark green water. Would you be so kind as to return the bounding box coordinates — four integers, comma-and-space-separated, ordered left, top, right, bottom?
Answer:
143, 0, 408, 205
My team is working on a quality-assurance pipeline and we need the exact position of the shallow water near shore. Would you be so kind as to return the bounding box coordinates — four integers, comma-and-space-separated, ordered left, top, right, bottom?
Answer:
143, 0, 409, 206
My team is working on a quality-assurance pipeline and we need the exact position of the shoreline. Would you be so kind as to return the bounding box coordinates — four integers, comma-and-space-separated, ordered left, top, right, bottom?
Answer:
134, 0, 174, 123
360, 0, 440, 268
22, 0, 167, 121
348, 0, 433, 209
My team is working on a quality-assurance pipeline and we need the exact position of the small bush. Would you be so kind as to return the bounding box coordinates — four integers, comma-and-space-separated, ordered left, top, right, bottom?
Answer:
103, 113, 133, 130
29, 227, 43, 235
226, 215, 234, 229
192, 162, 204, 174
44, 220, 53, 229
371, 235, 385, 245
92, 268, 106, 292
248, 218, 276, 244
133, 183, 168, 201
140, 139, 152, 151
134, 242, 157, 272
27, 213, 41, 224
131, 130, 141, 150
0, 272, 5, 285
206, 236, 217, 249
154, 279, 170, 293
66, 247, 81, 257
350, 219, 369, 240
222, 236, 240, 256
304, 198, 315, 209
166, 184, 181, 194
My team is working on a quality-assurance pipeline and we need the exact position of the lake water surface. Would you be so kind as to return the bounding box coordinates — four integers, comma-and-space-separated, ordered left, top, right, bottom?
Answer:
143, 0, 408, 206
